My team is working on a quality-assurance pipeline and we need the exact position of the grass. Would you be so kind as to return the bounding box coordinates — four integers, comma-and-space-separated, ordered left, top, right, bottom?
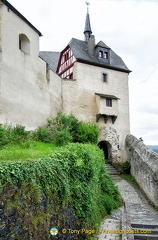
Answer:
0, 141, 57, 162
121, 174, 139, 186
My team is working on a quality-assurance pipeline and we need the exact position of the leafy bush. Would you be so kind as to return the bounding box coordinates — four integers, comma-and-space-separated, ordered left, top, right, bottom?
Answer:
0, 143, 121, 232
46, 112, 78, 145
53, 127, 72, 146
0, 124, 9, 146
34, 112, 100, 146
0, 124, 30, 147
76, 121, 99, 144
0, 113, 100, 147
122, 161, 131, 174
32, 127, 52, 143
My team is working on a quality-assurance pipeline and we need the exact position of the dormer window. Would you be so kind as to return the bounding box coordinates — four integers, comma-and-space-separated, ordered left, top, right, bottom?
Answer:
104, 52, 108, 59
99, 51, 104, 58
99, 50, 108, 59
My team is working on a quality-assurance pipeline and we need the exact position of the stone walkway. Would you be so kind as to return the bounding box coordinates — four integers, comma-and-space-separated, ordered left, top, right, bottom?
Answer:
116, 179, 158, 223
96, 164, 158, 240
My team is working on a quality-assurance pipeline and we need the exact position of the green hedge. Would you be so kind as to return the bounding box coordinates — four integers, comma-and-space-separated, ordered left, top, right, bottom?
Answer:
0, 124, 29, 147
34, 112, 100, 145
0, 113, 100, 147
0, 143, 120, 233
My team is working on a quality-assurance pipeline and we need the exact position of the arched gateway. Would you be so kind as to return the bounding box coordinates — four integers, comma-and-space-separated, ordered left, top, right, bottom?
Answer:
98, 141, 112, 161
98, 126, 119, 163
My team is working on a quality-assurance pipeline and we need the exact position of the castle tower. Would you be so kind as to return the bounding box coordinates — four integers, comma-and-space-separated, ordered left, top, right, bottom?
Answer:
56, 3, 131, 162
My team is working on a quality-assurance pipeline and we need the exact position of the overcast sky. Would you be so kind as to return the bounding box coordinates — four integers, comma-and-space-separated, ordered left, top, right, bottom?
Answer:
10, 0, 158, 145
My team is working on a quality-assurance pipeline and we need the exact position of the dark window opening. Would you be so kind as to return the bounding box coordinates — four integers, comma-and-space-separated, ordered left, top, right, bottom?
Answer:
69, 73, 73, 79
99, 50, 108, 59
19, 39, 22, 50
106, 99, 112, 107
64, 52, 69, 62
103, 73, 107, 82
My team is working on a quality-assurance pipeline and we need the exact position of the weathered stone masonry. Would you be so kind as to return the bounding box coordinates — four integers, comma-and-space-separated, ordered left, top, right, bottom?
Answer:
126, 134, 158, 208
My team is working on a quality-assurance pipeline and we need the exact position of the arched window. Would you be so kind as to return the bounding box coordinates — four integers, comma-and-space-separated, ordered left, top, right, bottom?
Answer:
19, 34, 30, 54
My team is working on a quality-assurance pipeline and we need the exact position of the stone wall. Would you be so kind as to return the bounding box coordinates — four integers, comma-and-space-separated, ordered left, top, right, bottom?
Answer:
126, 134, 158, 208
0, 185, 84, 240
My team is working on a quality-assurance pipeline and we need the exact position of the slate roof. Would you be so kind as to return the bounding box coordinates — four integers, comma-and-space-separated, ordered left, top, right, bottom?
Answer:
95, 93, 120, 100
67, 38, 131, 73
39, 51, 60, 72
96, 41, 110, 49
84, 12, 92, 34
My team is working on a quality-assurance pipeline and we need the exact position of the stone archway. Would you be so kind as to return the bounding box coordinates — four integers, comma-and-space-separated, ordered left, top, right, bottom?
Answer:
98, 126, 119, 163
98, 141, 112, 161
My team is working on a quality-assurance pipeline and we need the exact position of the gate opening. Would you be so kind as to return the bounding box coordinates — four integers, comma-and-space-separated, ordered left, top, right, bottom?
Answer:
98, 141, 111, 161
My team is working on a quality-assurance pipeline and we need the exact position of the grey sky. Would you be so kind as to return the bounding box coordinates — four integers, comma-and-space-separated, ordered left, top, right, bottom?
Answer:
10, 0, 158, 144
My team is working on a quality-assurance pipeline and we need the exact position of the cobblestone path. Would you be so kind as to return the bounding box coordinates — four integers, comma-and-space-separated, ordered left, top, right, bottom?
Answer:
96, 164, 158, 240
116, 179, 158, 223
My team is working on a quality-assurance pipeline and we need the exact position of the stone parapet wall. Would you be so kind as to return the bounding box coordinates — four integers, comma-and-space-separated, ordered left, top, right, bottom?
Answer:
126, 134, 158, 208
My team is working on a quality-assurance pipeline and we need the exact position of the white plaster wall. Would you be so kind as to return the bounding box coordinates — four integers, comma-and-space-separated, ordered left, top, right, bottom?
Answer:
0, 3, 62, 129
62, 62, 130, 161
47, 69, 62, 119
97, 96, 118, 116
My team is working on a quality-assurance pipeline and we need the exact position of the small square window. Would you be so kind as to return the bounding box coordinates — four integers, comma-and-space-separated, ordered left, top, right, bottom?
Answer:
99, 50, 104, 58
106, 99, 112, 107
104, 52, 108, 59
99, 50, 108, 59
103, 73, 107, 83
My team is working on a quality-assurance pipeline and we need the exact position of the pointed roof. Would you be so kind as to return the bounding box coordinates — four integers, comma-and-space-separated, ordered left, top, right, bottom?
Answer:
96, 41, 110, 49
84, 4, 92, 42
84, 12, 92, 35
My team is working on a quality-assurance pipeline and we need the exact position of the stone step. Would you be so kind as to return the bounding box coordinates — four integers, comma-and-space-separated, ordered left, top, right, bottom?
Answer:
106, 164, 117, 167
132, 222, 158, 240
131, 223, 158, 229
106, 166, 119, 173
107, 170, 119, 175
108, 172, 120, 175
106, 167, 118, 171
105, 164, 121, 182
106, 166, 118, 170
111, 176, 122, 181
133, 228, 158, 234
134, 233, 158, 239
107, 171, 119, 174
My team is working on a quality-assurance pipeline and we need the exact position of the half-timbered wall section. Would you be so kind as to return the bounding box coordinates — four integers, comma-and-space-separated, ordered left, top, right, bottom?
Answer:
58, 47, 76, 79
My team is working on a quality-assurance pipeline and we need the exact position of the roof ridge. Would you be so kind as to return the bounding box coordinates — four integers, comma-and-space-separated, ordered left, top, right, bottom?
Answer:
2, 0, 42, 36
